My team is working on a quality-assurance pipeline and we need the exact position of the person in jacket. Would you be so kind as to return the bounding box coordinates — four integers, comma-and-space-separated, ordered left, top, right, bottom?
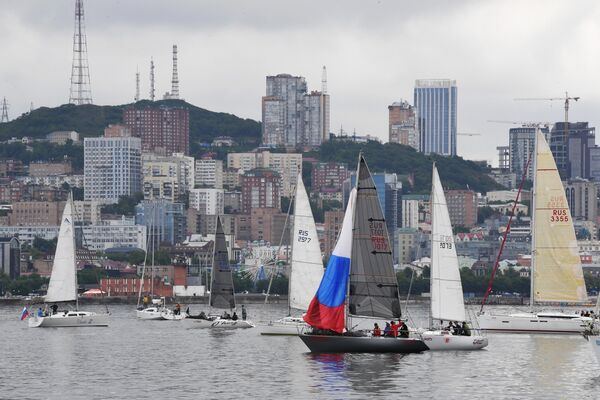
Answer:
373, 323, 382, 337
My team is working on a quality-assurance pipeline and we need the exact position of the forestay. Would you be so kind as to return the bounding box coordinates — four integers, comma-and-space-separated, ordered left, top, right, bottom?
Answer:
533, 130, 587, 303
430, 164, 465, 322
209, 217, 236, 309
45, 194, 77, 303
348, 156, 401, 319
289, 173, 324, 311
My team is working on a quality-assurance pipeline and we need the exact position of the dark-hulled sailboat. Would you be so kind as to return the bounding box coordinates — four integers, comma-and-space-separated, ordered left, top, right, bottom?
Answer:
299, 154, 428, 353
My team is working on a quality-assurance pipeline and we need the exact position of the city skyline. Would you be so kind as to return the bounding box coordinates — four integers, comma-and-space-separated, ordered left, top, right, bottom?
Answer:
2, 0, 600, 164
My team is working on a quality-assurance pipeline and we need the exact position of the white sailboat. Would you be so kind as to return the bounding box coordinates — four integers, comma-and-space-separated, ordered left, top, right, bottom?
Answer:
421, 164, 488, 350
191, 216, 254, 329
28, 193, 109, 328
261, 173, 324, 335
479, 129, 592, 333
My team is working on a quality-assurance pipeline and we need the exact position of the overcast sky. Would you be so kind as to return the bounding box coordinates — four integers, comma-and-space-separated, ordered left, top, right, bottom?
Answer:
2, 0, 600, 165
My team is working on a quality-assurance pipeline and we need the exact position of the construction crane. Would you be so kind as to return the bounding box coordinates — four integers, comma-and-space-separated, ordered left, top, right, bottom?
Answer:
514, 91, 580, 141
487, 120, 552, 128
457, 132, 481, 136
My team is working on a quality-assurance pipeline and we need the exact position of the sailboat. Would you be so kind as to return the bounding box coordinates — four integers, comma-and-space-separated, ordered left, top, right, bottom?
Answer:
299, 154, 428, 353
261, 173, 324, 335
478, 129, 593, 334
28, 193, 109, 328
420, 164, 488, 350
191, 216, 254, 329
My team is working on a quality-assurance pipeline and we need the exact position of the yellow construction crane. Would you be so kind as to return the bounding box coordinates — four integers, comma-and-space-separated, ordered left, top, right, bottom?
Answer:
514, 91, 580, 140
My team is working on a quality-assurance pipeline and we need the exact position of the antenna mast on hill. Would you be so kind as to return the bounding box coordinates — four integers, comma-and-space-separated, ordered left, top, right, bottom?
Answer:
69, 0, 93, 105
150, 57, 155, 101
0, 97, 9, 122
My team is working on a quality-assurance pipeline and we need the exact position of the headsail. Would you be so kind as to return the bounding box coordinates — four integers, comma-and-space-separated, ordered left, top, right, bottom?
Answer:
45, 193, 77, 303
209, 216, 236, 309
289, 172, 324, 311
348, 155, 401, 319
430, 164, 465, 322
533, 129, 587, 303
304, 188, 356, 333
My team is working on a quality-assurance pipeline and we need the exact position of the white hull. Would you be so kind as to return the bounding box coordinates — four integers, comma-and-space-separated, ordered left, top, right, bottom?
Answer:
588, 335, 600, 364
260, 316, 308, 336
422, 330, 488, 350
191, 317, 255, 329
29, 311, 109, 328
478, 311, 592, 334
136, 307, 185, 320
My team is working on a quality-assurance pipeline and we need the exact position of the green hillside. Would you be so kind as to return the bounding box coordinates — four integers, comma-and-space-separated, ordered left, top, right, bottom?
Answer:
0, 99, 262, 146
313, 140, 502, 193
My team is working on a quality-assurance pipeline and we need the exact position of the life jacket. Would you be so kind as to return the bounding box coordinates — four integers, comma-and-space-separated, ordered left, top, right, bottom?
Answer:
373, 327, 381, 336
391, 323, 399, 337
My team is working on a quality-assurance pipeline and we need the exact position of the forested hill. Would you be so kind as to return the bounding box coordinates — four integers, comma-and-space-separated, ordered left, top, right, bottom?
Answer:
312, 140, 502, 193
0, 99, 262, 146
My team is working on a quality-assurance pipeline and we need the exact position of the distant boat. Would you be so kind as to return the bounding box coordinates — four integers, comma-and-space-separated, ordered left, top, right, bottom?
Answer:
190, 216, 254, 329
261, 173, 323, 336
28, 193, 109, 328
420, 163, 488, 350
299, 154, 428, 353
478, 129, 592, 333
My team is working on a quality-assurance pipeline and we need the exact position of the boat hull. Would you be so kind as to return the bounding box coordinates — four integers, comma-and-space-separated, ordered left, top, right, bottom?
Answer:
29, 312, 109, 328
191, 318, 255, 329
478, 312, 592, 334
260, 316, 308, 336
299, 333, 429, 353
422, 330, 488, 350
136, 308, 166, 320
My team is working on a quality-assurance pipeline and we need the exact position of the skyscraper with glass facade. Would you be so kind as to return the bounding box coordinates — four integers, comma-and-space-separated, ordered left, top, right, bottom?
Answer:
414, 79, 457, 156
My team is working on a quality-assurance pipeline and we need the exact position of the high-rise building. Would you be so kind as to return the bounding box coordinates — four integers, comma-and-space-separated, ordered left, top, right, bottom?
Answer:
123, 106, 189, 155
0, 237, 20, 280
262, 74, 307, 147
240, 168, 281, 214
565, 178, 598, 222
311, 162, 349, 192
401, 194, 430, 229
195, 158, 223, 189
509, 127, 549, 181
323, 210, 344, 258
559, 122, 596, 180
189, 188, 225, 215
388, 100, 419, 150
84, 136, 142, 203
414, 79, 457, 156
142, 153, 193, 202
304, 90, 330, 147
445, 190, 477, 228
135, 200, 186, 248
497, 146, 510, 170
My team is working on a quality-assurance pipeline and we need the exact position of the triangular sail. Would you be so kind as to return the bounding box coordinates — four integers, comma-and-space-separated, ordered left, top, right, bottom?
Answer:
45, 194, 77, 303
348, 156, 401, 319
209, 216, 236, 309
303, 188, 356, 333
289, 173, 324, 311
430, 164, 465, 322
533, 129, 587, 303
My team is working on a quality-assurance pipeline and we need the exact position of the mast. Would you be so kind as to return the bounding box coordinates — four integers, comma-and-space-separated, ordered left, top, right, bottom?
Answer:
71, 192, 79, 311
530, 128, 539, 309
287, 185, 297, 317
429, 163, 435, 329
345, 152, 361, 330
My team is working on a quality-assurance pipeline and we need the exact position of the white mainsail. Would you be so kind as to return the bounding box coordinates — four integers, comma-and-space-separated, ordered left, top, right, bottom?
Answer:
430, 164, 465, 322
45, 194, 78, 303
289, 173, 324, 311
532, 129, 587, 303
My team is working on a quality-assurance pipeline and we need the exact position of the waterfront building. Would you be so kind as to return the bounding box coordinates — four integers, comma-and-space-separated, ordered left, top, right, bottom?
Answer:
84, 136, 142, 203
414, 79, 457, 156
80, 217, 147, 251
388, 100, 419, 150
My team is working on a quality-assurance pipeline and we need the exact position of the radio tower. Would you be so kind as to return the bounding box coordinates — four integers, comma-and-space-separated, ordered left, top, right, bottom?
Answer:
150, 57, 155, 101
135, 69, 140, 102
69, 0, 93, 105
171, 45, 179, 99
0, 98, 9, 123
321, 65, 327, 94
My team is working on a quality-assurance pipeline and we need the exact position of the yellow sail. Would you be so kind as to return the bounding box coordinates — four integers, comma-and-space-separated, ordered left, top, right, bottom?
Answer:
533, 129, 587, 303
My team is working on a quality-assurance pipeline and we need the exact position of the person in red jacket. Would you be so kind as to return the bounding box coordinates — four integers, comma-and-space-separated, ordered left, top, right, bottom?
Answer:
373, 323, 382, 337
390, 320, 399, 337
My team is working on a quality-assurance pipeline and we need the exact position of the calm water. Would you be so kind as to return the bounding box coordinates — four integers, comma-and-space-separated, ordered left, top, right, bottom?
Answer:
1, 303, 599, 399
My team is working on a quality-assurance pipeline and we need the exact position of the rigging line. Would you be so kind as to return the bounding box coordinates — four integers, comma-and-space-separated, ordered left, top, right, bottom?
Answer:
480, 146, 533, 313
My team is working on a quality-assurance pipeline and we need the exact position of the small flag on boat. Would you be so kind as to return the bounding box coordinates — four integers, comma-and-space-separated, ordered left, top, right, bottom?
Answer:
20, 307, 29, 321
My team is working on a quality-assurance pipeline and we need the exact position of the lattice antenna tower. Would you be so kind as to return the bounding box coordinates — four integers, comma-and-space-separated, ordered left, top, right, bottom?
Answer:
0, 97, 9, 122
150, 57, 155, 101
135, 68, 140, 102
171, 45, 179, 99
69, 0, 93, 105
321, 65, 327, 94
